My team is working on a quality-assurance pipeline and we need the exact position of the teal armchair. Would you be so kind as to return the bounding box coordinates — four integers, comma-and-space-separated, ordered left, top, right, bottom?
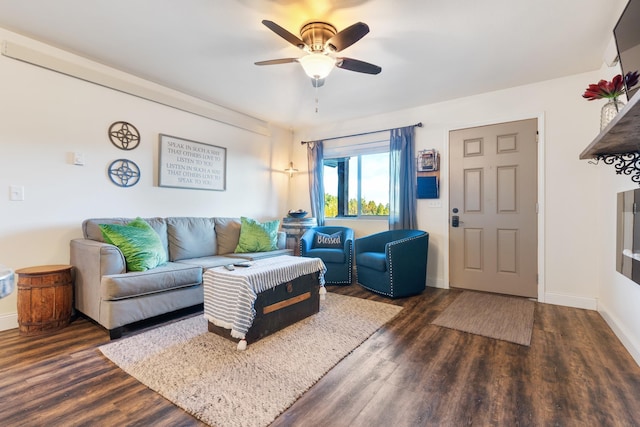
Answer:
355, 229, 429, 298
300, 226, 354, 285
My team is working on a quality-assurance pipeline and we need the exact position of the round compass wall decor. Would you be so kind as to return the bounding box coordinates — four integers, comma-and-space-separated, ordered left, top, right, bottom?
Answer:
108, 159, 141, 187
108, 121, 140, 150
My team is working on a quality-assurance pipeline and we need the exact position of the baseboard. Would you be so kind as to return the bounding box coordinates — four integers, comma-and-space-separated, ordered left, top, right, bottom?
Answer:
598, 302, 640, 367
427, 276, 446, 289
543, 292, 597, 310
0, 312, 18, 332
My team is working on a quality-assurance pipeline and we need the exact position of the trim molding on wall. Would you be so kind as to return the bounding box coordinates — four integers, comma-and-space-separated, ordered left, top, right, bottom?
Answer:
1, 40, 270, 136
599, 301, 640, 367
543, 292, 598, 310
0, 312, 17, 332
428, 276, 446, 289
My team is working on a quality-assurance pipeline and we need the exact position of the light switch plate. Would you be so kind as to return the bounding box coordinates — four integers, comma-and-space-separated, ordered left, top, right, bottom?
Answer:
10, 185, 24, 201
73, 152, 85, 166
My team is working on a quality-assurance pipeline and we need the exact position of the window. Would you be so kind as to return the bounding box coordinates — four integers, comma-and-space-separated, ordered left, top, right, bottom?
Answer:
323, 151, 390, 218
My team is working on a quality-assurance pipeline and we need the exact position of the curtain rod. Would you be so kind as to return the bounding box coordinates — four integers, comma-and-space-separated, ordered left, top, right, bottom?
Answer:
300, 122, 423, 145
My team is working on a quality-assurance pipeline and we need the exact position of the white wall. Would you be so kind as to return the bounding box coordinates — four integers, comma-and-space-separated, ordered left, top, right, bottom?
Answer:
0, 29, 293, 329
597, 153, 640, 366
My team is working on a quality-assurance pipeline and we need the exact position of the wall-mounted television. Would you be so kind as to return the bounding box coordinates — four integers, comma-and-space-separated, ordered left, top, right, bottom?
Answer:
616, 189, 640, 286
614, 0, 640, 100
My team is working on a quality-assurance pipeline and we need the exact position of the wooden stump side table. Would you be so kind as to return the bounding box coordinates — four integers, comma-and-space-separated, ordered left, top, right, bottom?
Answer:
281, 217, 317, 256
16, 264, 73, 336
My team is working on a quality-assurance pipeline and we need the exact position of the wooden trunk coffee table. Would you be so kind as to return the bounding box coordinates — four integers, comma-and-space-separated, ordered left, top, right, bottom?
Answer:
203, 255, 326, 350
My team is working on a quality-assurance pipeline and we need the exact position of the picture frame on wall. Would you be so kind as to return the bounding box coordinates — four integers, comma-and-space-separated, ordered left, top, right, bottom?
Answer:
417, 149, 439, 172
158, 134, 226, 191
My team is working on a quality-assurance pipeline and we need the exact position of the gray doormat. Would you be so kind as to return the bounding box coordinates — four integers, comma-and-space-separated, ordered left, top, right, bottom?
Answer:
432, 291, 535, 346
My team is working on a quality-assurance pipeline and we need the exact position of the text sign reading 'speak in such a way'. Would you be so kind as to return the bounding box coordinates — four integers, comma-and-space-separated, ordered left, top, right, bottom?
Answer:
159, 134, 226, 191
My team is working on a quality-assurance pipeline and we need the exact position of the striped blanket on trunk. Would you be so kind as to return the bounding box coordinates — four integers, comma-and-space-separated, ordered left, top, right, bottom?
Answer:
203, 255, 326, 339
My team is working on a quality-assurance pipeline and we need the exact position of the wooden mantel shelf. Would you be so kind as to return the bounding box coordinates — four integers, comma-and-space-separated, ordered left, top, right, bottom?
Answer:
580, 90, 640, 159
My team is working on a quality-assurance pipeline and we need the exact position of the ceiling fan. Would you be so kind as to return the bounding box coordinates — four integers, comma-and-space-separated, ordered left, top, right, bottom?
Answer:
255, 20, 382, 87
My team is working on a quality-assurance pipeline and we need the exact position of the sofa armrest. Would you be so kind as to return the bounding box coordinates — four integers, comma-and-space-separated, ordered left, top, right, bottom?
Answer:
386, 233, 429, 284
70, 238, 126, 322
300, 229, 315, 254
342, 228, 355, 253
277, 231, 286, 250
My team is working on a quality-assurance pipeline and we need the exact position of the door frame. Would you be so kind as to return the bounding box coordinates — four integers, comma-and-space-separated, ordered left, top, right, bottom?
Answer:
443, 112, 546, 302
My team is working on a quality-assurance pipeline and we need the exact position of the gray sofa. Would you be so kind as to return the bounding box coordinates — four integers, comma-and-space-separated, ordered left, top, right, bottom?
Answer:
70, 217, 292, 339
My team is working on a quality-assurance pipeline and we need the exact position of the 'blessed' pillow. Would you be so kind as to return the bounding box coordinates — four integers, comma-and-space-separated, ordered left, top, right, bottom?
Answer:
99, 217, 167, 271
234, 217, 280, 253
313, 231, 343, 248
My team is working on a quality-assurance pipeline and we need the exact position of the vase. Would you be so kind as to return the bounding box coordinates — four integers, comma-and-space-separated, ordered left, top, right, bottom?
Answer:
600, 98, 626, 130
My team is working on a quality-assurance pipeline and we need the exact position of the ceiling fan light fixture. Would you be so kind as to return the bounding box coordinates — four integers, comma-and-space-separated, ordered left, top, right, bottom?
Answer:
298, 54, 335, 79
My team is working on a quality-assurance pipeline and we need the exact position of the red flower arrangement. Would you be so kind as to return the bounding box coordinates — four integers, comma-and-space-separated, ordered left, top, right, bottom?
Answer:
582, 71, 639, 101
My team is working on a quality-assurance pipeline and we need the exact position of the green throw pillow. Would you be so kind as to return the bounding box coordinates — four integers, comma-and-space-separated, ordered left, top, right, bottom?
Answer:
234, 217, 280, 253
99, 217, 167, 272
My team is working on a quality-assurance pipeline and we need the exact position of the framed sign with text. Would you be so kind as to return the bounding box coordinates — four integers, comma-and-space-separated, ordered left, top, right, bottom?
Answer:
158, 134, 226, 191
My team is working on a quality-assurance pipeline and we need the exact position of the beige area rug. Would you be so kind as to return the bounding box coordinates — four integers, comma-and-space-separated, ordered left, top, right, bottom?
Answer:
99, 293, 402, 427
431, 291, 535, 346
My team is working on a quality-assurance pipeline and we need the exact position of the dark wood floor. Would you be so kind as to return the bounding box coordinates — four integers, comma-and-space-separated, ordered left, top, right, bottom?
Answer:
1, 286, 639, 427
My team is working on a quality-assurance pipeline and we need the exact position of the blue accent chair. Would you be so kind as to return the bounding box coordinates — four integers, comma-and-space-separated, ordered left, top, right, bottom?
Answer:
355, 229, 429, 298
300, 226, 354, 285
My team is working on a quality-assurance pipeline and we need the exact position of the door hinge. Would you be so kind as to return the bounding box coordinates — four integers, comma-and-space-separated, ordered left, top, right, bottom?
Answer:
536, 131, 539, 143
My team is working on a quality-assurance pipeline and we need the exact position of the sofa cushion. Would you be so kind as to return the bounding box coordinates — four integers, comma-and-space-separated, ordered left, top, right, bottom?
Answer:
101, 262, 202, 300
356, 252, 387, 272
226, 248, 293, 260
99, 217, 168, 272
234, 217, 280, 253
175, 255, 239, 269
167, 217, 217, 261
304, 247, 345, 263
312, 231, 343, 249
84, 217, 168, 251
214, 217, 242, 254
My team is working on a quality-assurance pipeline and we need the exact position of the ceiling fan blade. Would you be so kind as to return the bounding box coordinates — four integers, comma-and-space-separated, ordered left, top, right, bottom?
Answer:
254, 58, 299, 66
336, 57, 381, 75
262, 20, 307, 49
326, 22, 369, 52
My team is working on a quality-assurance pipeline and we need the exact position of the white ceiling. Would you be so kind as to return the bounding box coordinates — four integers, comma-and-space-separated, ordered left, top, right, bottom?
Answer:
0, 0, 629, 129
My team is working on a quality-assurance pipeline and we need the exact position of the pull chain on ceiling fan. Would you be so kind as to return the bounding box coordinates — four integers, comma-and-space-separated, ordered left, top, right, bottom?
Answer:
255, 19, 382, 89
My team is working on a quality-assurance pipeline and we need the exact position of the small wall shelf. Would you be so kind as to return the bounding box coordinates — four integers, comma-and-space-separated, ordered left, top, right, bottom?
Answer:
580, 91, 640, 184
580, 91, 640, 159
